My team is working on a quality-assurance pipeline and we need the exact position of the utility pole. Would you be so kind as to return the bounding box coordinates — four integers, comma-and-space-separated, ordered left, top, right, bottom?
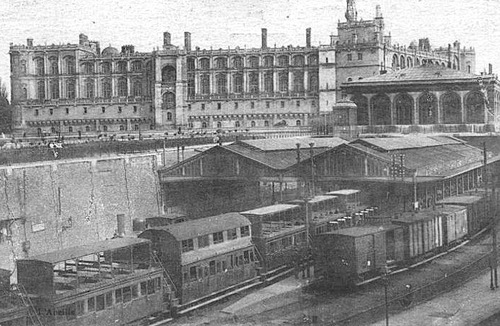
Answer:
296, 143, 301, 199
309, 143, 315, 197
382, 265, 390, 326
485, 142, 498, 289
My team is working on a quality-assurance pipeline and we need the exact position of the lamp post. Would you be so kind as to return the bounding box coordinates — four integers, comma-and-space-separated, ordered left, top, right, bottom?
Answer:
381, 265, 390, 326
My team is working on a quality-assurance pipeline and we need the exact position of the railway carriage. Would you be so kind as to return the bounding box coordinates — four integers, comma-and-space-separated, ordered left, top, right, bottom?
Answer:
139, 213, 258, 306
16, 238, 167, 326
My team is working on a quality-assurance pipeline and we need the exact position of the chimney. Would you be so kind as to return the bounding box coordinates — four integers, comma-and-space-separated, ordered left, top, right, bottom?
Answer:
27, 38, 33, 47
447, 44, 452, 68
184, 32, 192, 52
489, 63, 493, 75
375, 5, 382, 18
79, 33, 89, 46
164, 32, 171, 47
306, 28, 311, 48
261, 28, 268, 49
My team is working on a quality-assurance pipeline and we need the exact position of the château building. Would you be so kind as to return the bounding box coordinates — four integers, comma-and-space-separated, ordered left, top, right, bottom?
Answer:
8, 0, 477, 137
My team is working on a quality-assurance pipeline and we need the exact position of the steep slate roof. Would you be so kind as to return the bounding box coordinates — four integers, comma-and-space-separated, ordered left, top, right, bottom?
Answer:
148, 212, 250, 241
345, 65, 480, 86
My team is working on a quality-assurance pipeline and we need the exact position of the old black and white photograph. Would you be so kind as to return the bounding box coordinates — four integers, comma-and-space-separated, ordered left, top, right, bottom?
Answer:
1, 0, 500, 325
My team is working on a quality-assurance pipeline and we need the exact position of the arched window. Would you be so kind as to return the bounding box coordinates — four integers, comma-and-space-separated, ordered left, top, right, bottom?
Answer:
264, 120, 269, 127
84, 78, 95, 98
68, 126, 73, 133
102, 79, 112, 98
82, 62, 94, 74
22, 87, 27, 100
103, 125, 108, 132
117, 61, 127, 73
416, 58, 421, 66
50, 79, 59, 99
66, 79, 75, 99
134, 125, 139, 131
251, 121, 256, 127
131, 61, 142, 72
216, 74, 227, 94
118, 78, 128, 97
400, 56, 406, 69
278, 55, 289, 67
35, 58, 44, 75
352, 94, 368, 125
202, 122, 207, 128
200, 58, 210, 70
279, 72, 288, 92
217, 121, 222, 128
201, 74, 210, 94
161, 66, 176, 83
296, 120, 301, 126
132, 79, 142, 97
441, 92, 461, 124
248, 57, 259, 68
65, 57, 75, 74
407, 57, 413, 68
371, 94, 391, 125
187, 57, 195, 70
51, 126, 56, 134
293, 55, 304, 66
418, 92, 438, 124
119, 125, 125, 131
263, 56, 273, 67
215, 57, 227, 69
101, 62, 111, 74
465, 91, 485, 123
37, 80, 45, 100
293, 72, 304, 92
264, 72, 273, 93
394, 93, 413, 125
20, 60, 27, 74
167, 112, 172, 121
309, 72, 319, 92
162, 92, 175, 110
235, 121, 241, 128
308, 55, 318, 66
233, 57, 243, 69
50, 58, 58, 75
85, 126, 91, 132
391, 54, 399, 69
249, 72, 259, 93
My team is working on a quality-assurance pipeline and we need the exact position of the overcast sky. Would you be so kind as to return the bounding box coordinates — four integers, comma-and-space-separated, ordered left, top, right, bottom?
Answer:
2, 0, 500, 99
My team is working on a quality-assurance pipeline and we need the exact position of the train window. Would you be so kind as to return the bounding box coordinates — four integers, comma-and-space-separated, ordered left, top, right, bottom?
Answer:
222, 260, 227, 272
281, 237, 291, 248
228, 228, 237, 240
190, 266, 197, 281
216, 261, 222, 273
76, 301, 84, 316
65, 304, 76, 320
123, 286, 132, 302
244, 251, 250, 264
213, 231, 224, 244
235, 256, 239, 267
140, 282, 147, 295
204, 266, 209, 277
198, 235, 209, 248
230, 255, 234, 269
250, 250, 255, 262
239, 254, 244, 266
198, 267, 203, 279
115, 288, 123, 303
181, 239, 194, 252
240, 226, 250, 237
96, 294, 105, 311
209, 261, 216, 275
132, 284, 139, 298
147, 280, 156, 294
105, 292, 113, 308
268, 241, 277, 253
156, 278, 162, 291
87, 297, 95, 312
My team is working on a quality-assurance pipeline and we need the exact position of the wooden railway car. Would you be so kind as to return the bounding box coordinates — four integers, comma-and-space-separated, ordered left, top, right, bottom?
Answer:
436, 193, 490, 236
16, 237, 167, 326
435, 205, 468, 245
241, 204, 309, 273
133, 213, 187, 234
325, 189, 363, 212
315, 225, 404, 287
139, 213, 258, 305
392, 211, 444, 260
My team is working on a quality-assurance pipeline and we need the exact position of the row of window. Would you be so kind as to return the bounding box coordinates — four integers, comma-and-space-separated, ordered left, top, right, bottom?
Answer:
187, 55, 319, 70
54, 277, 161, 322
25, 58, 150, 76
346, 53, 363, 62
182, 250, 255, 283
190, 119, 302, 129
191, 100, 312, 111
267, 232, 306, 254
190, 72, 319, 96
33, 105, 144, 116
36, 123, 151, 135
181, 225, 250, 253
29, 78, 152, 100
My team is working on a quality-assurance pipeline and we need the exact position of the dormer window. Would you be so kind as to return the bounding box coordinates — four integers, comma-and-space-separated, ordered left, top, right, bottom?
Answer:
181, 239, 194, 252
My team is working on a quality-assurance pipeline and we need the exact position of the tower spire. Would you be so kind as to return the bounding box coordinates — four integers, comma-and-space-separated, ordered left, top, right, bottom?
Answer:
345, 0, 357, 22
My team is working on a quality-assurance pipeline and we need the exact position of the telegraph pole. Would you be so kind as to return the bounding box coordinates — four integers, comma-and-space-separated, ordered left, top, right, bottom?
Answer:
485, 142, 498, 289
309, 143, 315, 197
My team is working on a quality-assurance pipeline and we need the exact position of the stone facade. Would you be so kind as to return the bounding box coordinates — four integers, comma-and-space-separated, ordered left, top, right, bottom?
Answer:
8, 2, 476, 136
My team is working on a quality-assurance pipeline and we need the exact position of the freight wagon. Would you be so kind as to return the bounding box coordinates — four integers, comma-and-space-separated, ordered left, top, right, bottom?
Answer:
436, 205, 468, 245
315, 225, 404, 287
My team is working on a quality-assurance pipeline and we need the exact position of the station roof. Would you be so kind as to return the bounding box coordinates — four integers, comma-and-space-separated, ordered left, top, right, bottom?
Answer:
241, 204, 300, 216
327, 225, 398, 237
326, 189, 360, 196
147, 212, 250, 241
352, 136, 464, 152
235, 137, 346, 152
436, 195, 484, 205
26, 237, 150, 264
